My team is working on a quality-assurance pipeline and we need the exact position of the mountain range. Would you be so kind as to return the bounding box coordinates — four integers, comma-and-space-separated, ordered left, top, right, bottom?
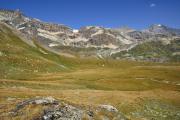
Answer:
0, 9, 180, 62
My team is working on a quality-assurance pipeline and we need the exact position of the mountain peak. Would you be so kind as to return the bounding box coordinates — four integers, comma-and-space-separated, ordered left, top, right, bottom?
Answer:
146, 24, 170, 34
149, 24, 167, 28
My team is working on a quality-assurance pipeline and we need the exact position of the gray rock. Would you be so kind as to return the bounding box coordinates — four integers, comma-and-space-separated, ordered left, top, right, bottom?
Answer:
42, 103, 83, 120
11, 97, 58, 114
32, 97, 57, 105
9, 97, 128, 120
99, 104, 118, 113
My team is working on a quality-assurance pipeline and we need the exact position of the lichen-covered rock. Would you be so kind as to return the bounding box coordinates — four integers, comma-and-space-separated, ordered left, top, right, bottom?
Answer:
11, 97, 58, 114
9, 97, 128, 120
99, 104, 118, 113
32, 97, 57, 105
42, 104, 83, 120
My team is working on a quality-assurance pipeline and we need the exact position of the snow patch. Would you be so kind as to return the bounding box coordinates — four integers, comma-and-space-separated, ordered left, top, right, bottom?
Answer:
48, 43, 59, 47
18, 27, 25, 30
73, 29, 79, 33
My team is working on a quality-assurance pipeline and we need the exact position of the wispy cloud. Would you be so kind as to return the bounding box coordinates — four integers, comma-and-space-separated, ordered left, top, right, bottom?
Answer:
150, 3, 156, 7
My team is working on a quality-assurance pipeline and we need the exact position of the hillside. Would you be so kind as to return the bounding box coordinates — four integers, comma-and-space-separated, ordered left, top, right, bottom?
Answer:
112, 40, 180, 62
0, 22, 75, 79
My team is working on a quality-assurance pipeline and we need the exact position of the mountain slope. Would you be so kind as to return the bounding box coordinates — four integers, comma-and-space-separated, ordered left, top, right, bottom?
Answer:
0, 22, 73, 79
111, 39, 180, 62
0, 9, 180, 62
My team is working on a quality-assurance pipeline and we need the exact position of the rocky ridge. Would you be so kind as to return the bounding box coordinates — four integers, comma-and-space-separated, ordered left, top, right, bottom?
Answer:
0, 9, 180, 61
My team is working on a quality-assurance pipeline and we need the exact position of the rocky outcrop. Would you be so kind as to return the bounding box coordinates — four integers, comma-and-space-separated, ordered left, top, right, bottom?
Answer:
42, 103, 84, 120
10, 97, 58, 114
9, 97, 128, 120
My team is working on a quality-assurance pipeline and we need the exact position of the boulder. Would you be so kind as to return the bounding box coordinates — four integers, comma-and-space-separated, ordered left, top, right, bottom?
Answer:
99, 104, 118, 113
11, 97, 58, 114
42, 104, 83, 120
31, 96, 57, 105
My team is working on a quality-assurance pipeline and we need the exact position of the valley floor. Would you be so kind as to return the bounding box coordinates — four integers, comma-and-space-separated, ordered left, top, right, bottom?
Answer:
0, 19, 180, 120
0, 63, 180, 120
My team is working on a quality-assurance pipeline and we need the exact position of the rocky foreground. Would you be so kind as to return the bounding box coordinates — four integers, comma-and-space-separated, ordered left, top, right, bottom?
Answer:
6, 97, 127, 120
1, 96, 180, 120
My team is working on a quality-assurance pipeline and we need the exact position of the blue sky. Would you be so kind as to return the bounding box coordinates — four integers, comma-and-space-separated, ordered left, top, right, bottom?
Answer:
0, 0, 180, 29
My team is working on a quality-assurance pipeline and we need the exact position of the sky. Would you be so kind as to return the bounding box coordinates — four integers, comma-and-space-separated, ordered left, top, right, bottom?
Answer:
0, 0, 180, 29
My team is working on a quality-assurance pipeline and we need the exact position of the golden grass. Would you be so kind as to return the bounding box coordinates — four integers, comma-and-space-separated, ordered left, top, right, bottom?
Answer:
1, 22, 180, 119
0, 63, 180, 120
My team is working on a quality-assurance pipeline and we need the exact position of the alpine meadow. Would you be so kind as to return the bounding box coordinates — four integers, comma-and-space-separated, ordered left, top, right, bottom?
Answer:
0, 0, 180, 120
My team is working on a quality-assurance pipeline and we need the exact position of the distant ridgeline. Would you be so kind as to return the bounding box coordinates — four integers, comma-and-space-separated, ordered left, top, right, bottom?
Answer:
0, 9, 180, 62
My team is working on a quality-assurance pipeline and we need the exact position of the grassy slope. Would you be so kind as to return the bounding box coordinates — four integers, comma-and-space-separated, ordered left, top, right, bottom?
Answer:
112, 40, 180, 61
0, 23, 180, 120
0, 23, 79, 79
